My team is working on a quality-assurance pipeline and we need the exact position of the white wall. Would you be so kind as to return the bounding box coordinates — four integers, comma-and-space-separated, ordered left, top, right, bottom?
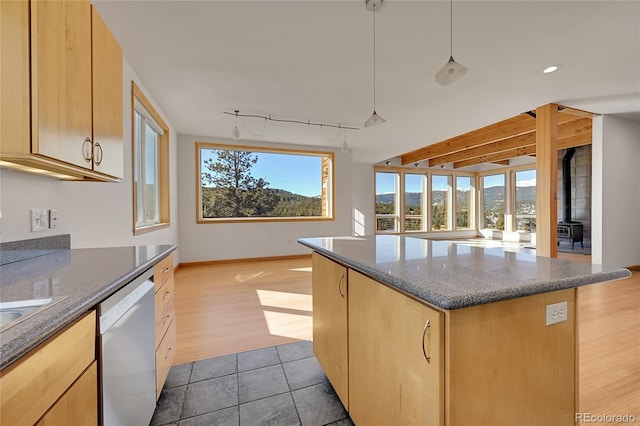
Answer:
350, 162, 375, 236
0, 59, 179, 254
177, 135, 355, 262
592, 115, 640, 267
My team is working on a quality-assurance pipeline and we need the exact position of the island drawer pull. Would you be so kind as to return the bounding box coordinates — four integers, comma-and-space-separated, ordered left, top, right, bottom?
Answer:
165, 347, 173, 360
162, 267, 171, 273
338, 273, 345, 299
422, 319, 431, 364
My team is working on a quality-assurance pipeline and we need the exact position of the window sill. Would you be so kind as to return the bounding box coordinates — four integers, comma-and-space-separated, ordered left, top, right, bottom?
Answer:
197, 217, 335, 224
134, 222, 170, 235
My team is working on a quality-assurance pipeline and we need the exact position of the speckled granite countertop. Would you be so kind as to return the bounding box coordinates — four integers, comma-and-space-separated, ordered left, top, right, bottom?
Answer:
0, 244, 176, 370
298, 236, 631, 310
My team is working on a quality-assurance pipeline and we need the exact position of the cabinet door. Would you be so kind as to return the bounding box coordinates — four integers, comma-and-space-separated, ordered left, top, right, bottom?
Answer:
91, 6, 123, 178
312, 253, 349, 409
31, 0, 93, 169
348, 271, 443, 426
0, 0, 31, 155
36, 362, 98, 426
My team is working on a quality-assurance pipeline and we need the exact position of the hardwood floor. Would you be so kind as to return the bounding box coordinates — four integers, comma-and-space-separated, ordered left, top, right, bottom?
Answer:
173, 258, 639, 421
578, 272, 640, 423
173, 256, 313, 365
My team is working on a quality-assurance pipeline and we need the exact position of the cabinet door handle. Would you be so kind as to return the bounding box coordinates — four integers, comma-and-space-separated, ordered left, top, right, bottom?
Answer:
162, 314, 172, 327
422, 319, 431, 364
165, 347, 173, 360
94, 142, 103, 165
82, 137, 92, 163
162, 267, 171, 273
338, 272, 345, 299
162, 290, 171, 299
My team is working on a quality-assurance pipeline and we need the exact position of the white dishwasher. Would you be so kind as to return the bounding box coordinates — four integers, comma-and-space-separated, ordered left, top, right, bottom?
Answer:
98, 269, 156, 426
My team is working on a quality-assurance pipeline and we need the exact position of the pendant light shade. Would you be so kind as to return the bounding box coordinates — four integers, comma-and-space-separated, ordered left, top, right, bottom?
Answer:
231, 110, 241, 140
435, 56, 467, 86
364, 110, 386, 127
436, 0, 467, 86
364, 0, 385, 127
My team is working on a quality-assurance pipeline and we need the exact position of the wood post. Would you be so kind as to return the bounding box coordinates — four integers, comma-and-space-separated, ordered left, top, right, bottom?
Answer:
536, 104, 558, 257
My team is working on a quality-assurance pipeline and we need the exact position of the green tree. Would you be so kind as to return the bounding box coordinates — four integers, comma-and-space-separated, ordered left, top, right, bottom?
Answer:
201, 150, 272, 217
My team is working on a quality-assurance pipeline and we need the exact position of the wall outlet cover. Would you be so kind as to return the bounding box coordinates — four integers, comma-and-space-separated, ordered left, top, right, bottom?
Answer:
546, 301, 568, 326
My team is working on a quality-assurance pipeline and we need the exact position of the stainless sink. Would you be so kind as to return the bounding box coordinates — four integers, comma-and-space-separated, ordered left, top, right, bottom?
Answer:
0, 297, 66, 331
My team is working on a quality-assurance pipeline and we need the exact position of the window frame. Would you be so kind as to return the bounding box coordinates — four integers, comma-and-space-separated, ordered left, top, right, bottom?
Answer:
196, 142, 335, 223
374, 166, 475, 234
131, 82, 170, 235
479, 172, 507, 231
513, 168, 537, 232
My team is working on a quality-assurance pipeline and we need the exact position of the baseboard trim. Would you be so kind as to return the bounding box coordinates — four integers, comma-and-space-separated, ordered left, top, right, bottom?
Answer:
178, 253, 312, 269
627, 264, 640, 272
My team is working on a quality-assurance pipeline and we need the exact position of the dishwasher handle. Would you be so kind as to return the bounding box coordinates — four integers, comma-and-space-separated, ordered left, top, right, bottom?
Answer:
99, 279, 154, 334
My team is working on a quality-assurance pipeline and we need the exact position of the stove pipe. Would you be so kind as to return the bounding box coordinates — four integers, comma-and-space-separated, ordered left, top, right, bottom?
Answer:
562, 148, 576, 223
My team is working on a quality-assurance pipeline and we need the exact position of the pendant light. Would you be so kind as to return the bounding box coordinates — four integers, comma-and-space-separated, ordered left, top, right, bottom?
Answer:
341, 129, 349, 153
435, 0, 467, 86
364, 0, 386, 127
231, 110, 241, 140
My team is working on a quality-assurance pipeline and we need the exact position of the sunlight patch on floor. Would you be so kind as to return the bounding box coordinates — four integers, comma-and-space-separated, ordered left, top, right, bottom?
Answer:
288, 267, 313, 272
235, 271, 273, 282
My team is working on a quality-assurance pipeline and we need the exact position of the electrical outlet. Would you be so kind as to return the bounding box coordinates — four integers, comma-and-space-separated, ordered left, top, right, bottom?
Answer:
30, 209, 49, 232
546, 301, 568, 326
49, 209, 59, 229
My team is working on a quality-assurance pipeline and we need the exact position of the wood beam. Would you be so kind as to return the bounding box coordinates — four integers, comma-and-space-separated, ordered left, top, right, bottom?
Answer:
557, 132, 592, 150
401, 114, 535, 165
433, 117, 591, 167
536, 104, 558, 258
429, 132, 535, 167
491, 160, 510, 166
558, 105, 594, 119
453, 145, 536, 169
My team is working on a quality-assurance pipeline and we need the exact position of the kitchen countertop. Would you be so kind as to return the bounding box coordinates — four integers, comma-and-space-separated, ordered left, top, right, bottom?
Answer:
0, 244, 176, 370
298, 235, 631, 310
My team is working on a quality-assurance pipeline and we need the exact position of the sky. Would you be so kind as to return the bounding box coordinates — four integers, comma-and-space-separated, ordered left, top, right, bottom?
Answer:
377, 172, 474, 194
201, 148, 323, 197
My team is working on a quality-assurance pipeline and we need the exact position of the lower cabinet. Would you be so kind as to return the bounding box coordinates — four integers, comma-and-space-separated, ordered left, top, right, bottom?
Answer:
0, 311, 97, 426
36, 362, 98, 426
348, 270, 443, 426
154, 254, 176, 397
312, 253, 349, 409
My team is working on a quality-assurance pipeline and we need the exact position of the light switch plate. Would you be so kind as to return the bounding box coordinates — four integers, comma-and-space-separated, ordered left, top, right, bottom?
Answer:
31, 209, 49, 232
49, 209, 59, 229
546, 301, 568, 326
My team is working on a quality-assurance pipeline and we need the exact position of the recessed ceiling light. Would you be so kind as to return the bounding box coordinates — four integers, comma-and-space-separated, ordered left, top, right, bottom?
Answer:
542, 65, 560, 74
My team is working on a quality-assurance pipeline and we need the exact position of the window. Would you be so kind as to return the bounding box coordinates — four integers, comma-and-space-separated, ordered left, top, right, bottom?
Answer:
514, 169, 536, 231
375, 171, 399, 232
132, 82, 169, 234
197, 143, 333, 222
481, 173, 505, 230
404, 173, 425, 231
456, 176, 472, 229
431, 174, 451, 231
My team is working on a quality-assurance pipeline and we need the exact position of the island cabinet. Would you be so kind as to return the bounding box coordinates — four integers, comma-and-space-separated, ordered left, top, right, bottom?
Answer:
0, 0, 123, 181
312, 253, 349, 409
0, 311, 97, 426
348, 270, 444, 426
154, 253, 177, 398
313, 254, 577, 426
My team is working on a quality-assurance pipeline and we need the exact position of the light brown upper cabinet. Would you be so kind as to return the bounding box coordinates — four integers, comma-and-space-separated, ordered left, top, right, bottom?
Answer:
0, 0, 123, 181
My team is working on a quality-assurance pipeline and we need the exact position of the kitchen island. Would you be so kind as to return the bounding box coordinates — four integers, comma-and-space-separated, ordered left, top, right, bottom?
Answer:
298, 235, 631, 426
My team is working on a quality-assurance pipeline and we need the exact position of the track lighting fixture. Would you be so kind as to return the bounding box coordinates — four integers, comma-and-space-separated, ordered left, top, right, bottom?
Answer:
225, 110, 358, 142
364, 0, 386, 127
435, 0, 467, 86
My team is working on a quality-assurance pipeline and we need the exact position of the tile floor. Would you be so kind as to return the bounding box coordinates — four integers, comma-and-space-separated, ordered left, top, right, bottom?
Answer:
151, 340, 353, 426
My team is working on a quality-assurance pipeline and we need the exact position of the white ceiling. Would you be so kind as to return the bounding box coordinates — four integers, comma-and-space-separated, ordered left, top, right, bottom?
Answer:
93, 0, 640, 164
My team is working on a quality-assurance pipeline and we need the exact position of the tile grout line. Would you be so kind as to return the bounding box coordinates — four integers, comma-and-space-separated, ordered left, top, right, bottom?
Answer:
276, 345, 304, 426
236, 353, 241, 425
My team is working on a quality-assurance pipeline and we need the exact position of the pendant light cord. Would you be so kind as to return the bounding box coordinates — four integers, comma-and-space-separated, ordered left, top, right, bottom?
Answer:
449, 0, 453, 57
373, 5, 377, 109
